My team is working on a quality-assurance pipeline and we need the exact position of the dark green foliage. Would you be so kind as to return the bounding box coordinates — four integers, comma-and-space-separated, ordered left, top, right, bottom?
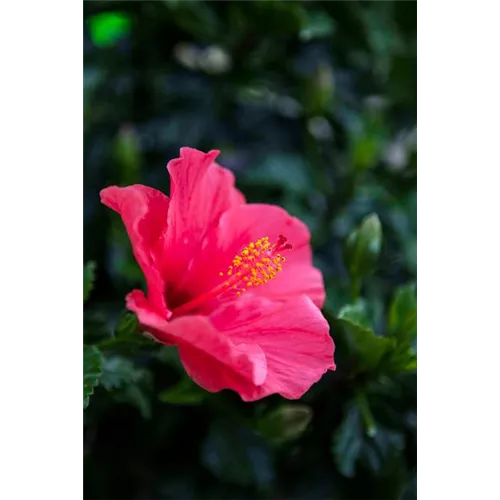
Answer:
83, 261, 96, 302
201, 420, 275, 489
159, 377, 209, 406
83, 345, 103, 409
84, 1, 416, 498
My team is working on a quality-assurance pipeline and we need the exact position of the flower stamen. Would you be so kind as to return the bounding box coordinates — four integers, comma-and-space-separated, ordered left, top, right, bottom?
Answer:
218, 235, 292, 295
171, 235, 293, 317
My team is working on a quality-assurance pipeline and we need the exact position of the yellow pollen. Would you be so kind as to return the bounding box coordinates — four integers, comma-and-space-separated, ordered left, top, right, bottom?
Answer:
216, 235, 292, 297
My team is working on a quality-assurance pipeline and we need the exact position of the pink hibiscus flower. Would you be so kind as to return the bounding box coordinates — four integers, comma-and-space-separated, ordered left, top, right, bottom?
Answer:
100, 147, 335, 401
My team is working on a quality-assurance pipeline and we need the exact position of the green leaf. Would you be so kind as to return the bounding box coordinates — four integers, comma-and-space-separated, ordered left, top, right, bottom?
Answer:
159, 377, 208, 405
379, 283, 418, 373
157, 346, 184, 372
332, 399, 406, 478
257, 405, 313, 444
114, 310, 139, 340
97, 311, 152, 349
369, 373, 417, 431
201, 420, 274, 488
343, 213, 383, 280
332, 401, 363, 477
83, 261, 96, 302
384, 348, 417, 374
84, 345, 103, 409
388, 283, 417, 343
338, 303, 394, 372
338, 300, 371, 329
100, 356, 153, 419
100, 356, 139, 390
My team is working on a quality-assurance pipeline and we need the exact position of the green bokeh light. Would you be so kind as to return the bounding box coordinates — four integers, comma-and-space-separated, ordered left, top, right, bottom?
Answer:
88, 12, 131, 48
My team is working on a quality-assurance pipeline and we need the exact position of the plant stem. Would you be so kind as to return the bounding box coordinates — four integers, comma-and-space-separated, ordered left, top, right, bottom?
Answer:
356, 390, 377, 437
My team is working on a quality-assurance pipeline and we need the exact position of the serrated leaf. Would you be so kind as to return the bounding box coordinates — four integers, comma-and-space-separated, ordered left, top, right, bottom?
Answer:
343, 213, 383, 280
100, 356, 139, 390
338, 304, 394, 372
201, 420, 274, 488
100, 355, 153, 419
257, 405, 313, 445
83, 261, 96, 302
84, 345, 103, 409
159, 377, 208, 405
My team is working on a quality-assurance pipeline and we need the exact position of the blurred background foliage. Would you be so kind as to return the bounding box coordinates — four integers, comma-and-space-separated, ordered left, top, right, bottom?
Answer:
83, 1, 416, 499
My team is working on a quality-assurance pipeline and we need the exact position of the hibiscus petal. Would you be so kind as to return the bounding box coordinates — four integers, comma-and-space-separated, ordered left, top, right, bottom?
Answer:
210, 295, 335, 401
215, 204, 325, 308
258, 263, 325, 309
166, 148, 245, 243
163, 148, 245, 293
126, 290, 268, 392
100, 185, 170, 314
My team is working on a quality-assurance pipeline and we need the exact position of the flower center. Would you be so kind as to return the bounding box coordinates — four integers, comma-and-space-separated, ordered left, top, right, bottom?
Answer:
220, 234, 292, 295
171, 234, 292, 317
